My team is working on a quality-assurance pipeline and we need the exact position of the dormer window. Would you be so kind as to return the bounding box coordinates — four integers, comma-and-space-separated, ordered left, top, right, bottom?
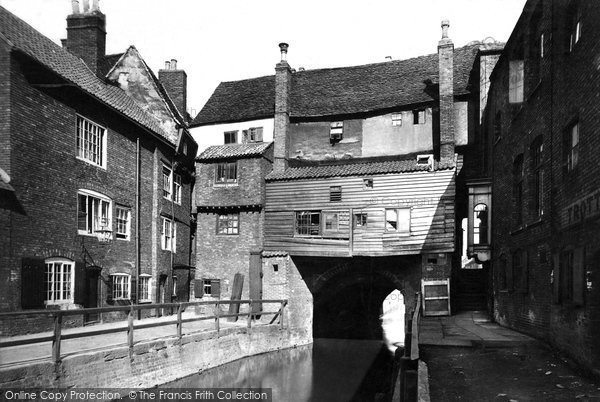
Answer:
330, 122, 343, 142
417, 154, 433, 170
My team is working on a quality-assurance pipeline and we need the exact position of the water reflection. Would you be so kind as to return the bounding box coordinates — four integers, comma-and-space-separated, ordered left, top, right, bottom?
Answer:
162, 339, 393, 402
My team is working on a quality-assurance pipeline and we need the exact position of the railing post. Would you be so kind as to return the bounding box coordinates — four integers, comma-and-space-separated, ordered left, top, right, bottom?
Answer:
177, 304, 182, 341
247, 300, 252, 330
52, 312, 62, 364
127, 306, 134, 359
215, 302, 220, 337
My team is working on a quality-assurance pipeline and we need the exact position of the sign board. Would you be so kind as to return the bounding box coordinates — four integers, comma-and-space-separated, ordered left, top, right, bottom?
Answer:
561, 188, 600, 228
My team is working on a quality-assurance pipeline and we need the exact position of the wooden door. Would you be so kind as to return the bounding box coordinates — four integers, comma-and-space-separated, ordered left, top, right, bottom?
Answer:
249, 252, 263, 317
84, 269, 100, 324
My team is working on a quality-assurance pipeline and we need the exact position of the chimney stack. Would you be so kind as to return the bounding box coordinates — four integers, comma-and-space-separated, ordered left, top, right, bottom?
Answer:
159, 59, 188, 119
438, 20, 455, 166
66, 0, 106, 75
273, 43, 292, 173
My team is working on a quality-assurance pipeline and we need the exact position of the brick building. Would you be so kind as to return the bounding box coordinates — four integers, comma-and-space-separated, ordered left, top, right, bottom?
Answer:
482, 0, 600, 375
0, 4, 197, 334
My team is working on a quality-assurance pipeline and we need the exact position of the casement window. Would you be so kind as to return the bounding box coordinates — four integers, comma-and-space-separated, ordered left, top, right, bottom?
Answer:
413, 110, 426, 125
329, 186, 342, 202
161, 217, 176, 252
182, 142, 188, 156
111, 273, 131, 300
512, 249, 528, 293
76, 115, 106, 168
530, 137, 544, 217
295, 211, 321, 236
115, 206, 131, 240
473, 203, 489, 245
217, 213, 239, 235
243, 127, 263, 143
323, 212, 339, 232
139, 275, 151, 302
557, 248, 585, 305
172, 276, 178, 297
330, 122, 343, 142
391, 113, 402, 126
509, 60, 524, 103
513, 155, 524, 225
45, 258, 74, 304
195, 278, 221, 298
77, 190, 111, 236
173, 173, 182, 204
224, 131, 238, 144
565, 122, 579, 172
163, 165, 172, 199
354, 212, 368, 228
385, 208, 411, 234
215, 162, 237, 184
363, 178, 373, 189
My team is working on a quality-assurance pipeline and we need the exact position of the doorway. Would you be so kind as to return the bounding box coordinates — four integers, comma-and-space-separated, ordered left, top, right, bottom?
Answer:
249, 251, 263, 318
84, 268, 101, 324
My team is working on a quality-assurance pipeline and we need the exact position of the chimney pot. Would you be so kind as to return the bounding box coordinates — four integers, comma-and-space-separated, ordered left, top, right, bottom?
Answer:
91, 0, 99, 11
165, 61, 171, 70
278, 42, 289, 62
170, 59, 177, 70
82, 0, 90, 13
441, 20, 450, 39
385, 56, 392, 61
71, 0, 80, 14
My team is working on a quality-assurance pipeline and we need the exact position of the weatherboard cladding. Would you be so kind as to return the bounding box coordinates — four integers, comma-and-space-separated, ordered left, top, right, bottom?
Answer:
196, 142, 273, 161
192, 45, 480, 126
0, 6, 173, 143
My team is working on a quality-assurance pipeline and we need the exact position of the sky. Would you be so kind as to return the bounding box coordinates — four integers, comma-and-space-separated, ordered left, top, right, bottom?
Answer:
0, 0, 527, 117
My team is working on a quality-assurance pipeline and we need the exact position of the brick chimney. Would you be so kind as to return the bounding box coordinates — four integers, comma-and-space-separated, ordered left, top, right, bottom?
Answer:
438, 20, 455, 166
66, 0, 106, 75
273, 43, 292, 174
159, 59, 188, 119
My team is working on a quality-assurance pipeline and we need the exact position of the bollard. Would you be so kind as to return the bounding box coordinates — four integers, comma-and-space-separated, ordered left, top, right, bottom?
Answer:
215, 303, 220, 337
127, 307, 134, 359
177, 304, 182, 340
52, 312, 62, 364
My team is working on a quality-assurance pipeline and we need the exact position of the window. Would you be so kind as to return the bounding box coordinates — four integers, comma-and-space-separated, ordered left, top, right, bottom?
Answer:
413, 110, 425, 124
273, 264, 279, 272
163, 165, 172, 199
323, 212, 339, 232
217, 213, 239, 235
173, 173, 182, 204
78, 190, 111, 236
215, 162, 237, 184
363, 178, 373, 189
558, 248, 585, 305
565, 122, 579, 172
295, 211, 320, 236
203, 279, 212, 296
224, 131, 238, 144
199, 279, 221, 297
139, 275, 151, 302
391, 113, 402, 126
112, 274, 131, 300
330, 122, 343, 142
76, 115, 106, 167
329, 186, 342, 202
509, 60, 524, 103
473, 204, 488, 245
115, 206, 131, 240
531, 137, 544, 217
385, 208, 410, 234
513, 155, 524, 225
416, 154, 433, 167
354, 212, 368, 228
243, 127, 263, 143
45, 258, 74, 304
161, 217, 176, 252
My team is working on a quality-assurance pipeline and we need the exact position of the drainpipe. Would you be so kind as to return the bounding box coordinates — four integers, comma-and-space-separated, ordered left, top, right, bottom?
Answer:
136, 137, 141, 320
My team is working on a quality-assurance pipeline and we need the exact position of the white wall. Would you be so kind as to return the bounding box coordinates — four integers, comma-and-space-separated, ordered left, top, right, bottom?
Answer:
191, 118, 275, 155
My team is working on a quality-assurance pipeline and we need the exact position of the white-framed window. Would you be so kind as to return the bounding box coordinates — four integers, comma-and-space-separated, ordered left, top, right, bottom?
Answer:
44, 258, 74, 304
163, 165, 172, 199
413, 110, 426, 124
139, 275, 152, 302
391, 113, 402, 126
330, 121, 344, 141
112, 273, 131, 300
224, 131, 238, 144
217, 213, 239, 235
385, 208, 411, 234
173, 173, 182, 204
203, 279, 212, 296
215, 162, 237, 184
509, 60, 524, 103
295, 211, 321, 236
77, 190, 112, 237
322, 212, 339, 232
76, 115, 106, 168
161, 217, 176, 252
242, 127, 263, 143
115, 206, 131, 240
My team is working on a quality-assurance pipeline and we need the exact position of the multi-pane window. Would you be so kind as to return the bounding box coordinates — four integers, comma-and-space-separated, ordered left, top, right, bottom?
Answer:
330, 122, 344, 141
385, 209, 411, 233
391, 113, 402, 126
203, 279, 212, 296
323, 212, 339, 231
413, 110, 425, 124
139, 275, 151, 302
163, 165, 172, 199
173, 174, 182, 204
363, 178, 373, 189
243, 127, 263, 143
354, 212, 368, 228
161, 217, 176, 252
217, 213, 239, 235
45, 258, 74, 303
215, 162, 237, 184
224, 131, 238, 144
513, 155, 524, 225
329, 186, 342, 202
115, 206, 131, 240
509, 60, 524, 103
78, 190, 111, 236
295, 211, 321, 236
565, 122, 579, 172
473, 204, 489, 245
112, 274, 131, 300
531, 137, 544, 217
76, 115, 106, 167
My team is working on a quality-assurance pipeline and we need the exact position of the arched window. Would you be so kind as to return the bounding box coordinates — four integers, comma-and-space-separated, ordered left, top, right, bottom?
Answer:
473, 203, 488, 245
45, 258, 74, 304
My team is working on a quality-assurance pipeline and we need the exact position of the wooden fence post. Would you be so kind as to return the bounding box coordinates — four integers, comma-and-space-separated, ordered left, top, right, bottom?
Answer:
247, 300, 252, 330
177, 304, 182, 340
215, 302, 220, 337
127, 307, 134, 359
52, 312, 62, 364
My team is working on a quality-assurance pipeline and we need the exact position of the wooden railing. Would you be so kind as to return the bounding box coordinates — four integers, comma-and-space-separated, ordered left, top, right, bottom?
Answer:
0, 299, 287, 364
391, 292, 421, 402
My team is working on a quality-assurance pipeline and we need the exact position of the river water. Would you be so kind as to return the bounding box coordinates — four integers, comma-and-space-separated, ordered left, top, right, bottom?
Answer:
162, 338, 395, 402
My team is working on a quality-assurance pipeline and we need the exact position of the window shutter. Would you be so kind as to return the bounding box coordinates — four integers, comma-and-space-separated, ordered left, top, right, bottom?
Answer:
573, 248, 585, 306
212, 279, 221, 298
242, 130, 249, 143
130, 276, 137, 304
106, 275, 114, 303
397, 209, 411, 233
74, 261, 86, 306
195, 279, 204, 298
21, 258, 45, 309
256, 127, 263, 142
552, 253, 560, 304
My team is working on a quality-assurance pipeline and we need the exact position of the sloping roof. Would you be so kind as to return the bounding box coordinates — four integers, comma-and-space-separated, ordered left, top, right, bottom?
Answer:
0, 6, 173, 143
192, 44, 480, 126
98, 52, 123, 77
266, 158, 454, 181
196, 142, 273, 161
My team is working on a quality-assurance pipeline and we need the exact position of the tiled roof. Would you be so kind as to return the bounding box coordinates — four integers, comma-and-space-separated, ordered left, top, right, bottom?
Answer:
266, 158, 454, 181
98, 53, 123, 77
192, 45, 480, 126
0, 7, 173, 143
196, 142, 273, 161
